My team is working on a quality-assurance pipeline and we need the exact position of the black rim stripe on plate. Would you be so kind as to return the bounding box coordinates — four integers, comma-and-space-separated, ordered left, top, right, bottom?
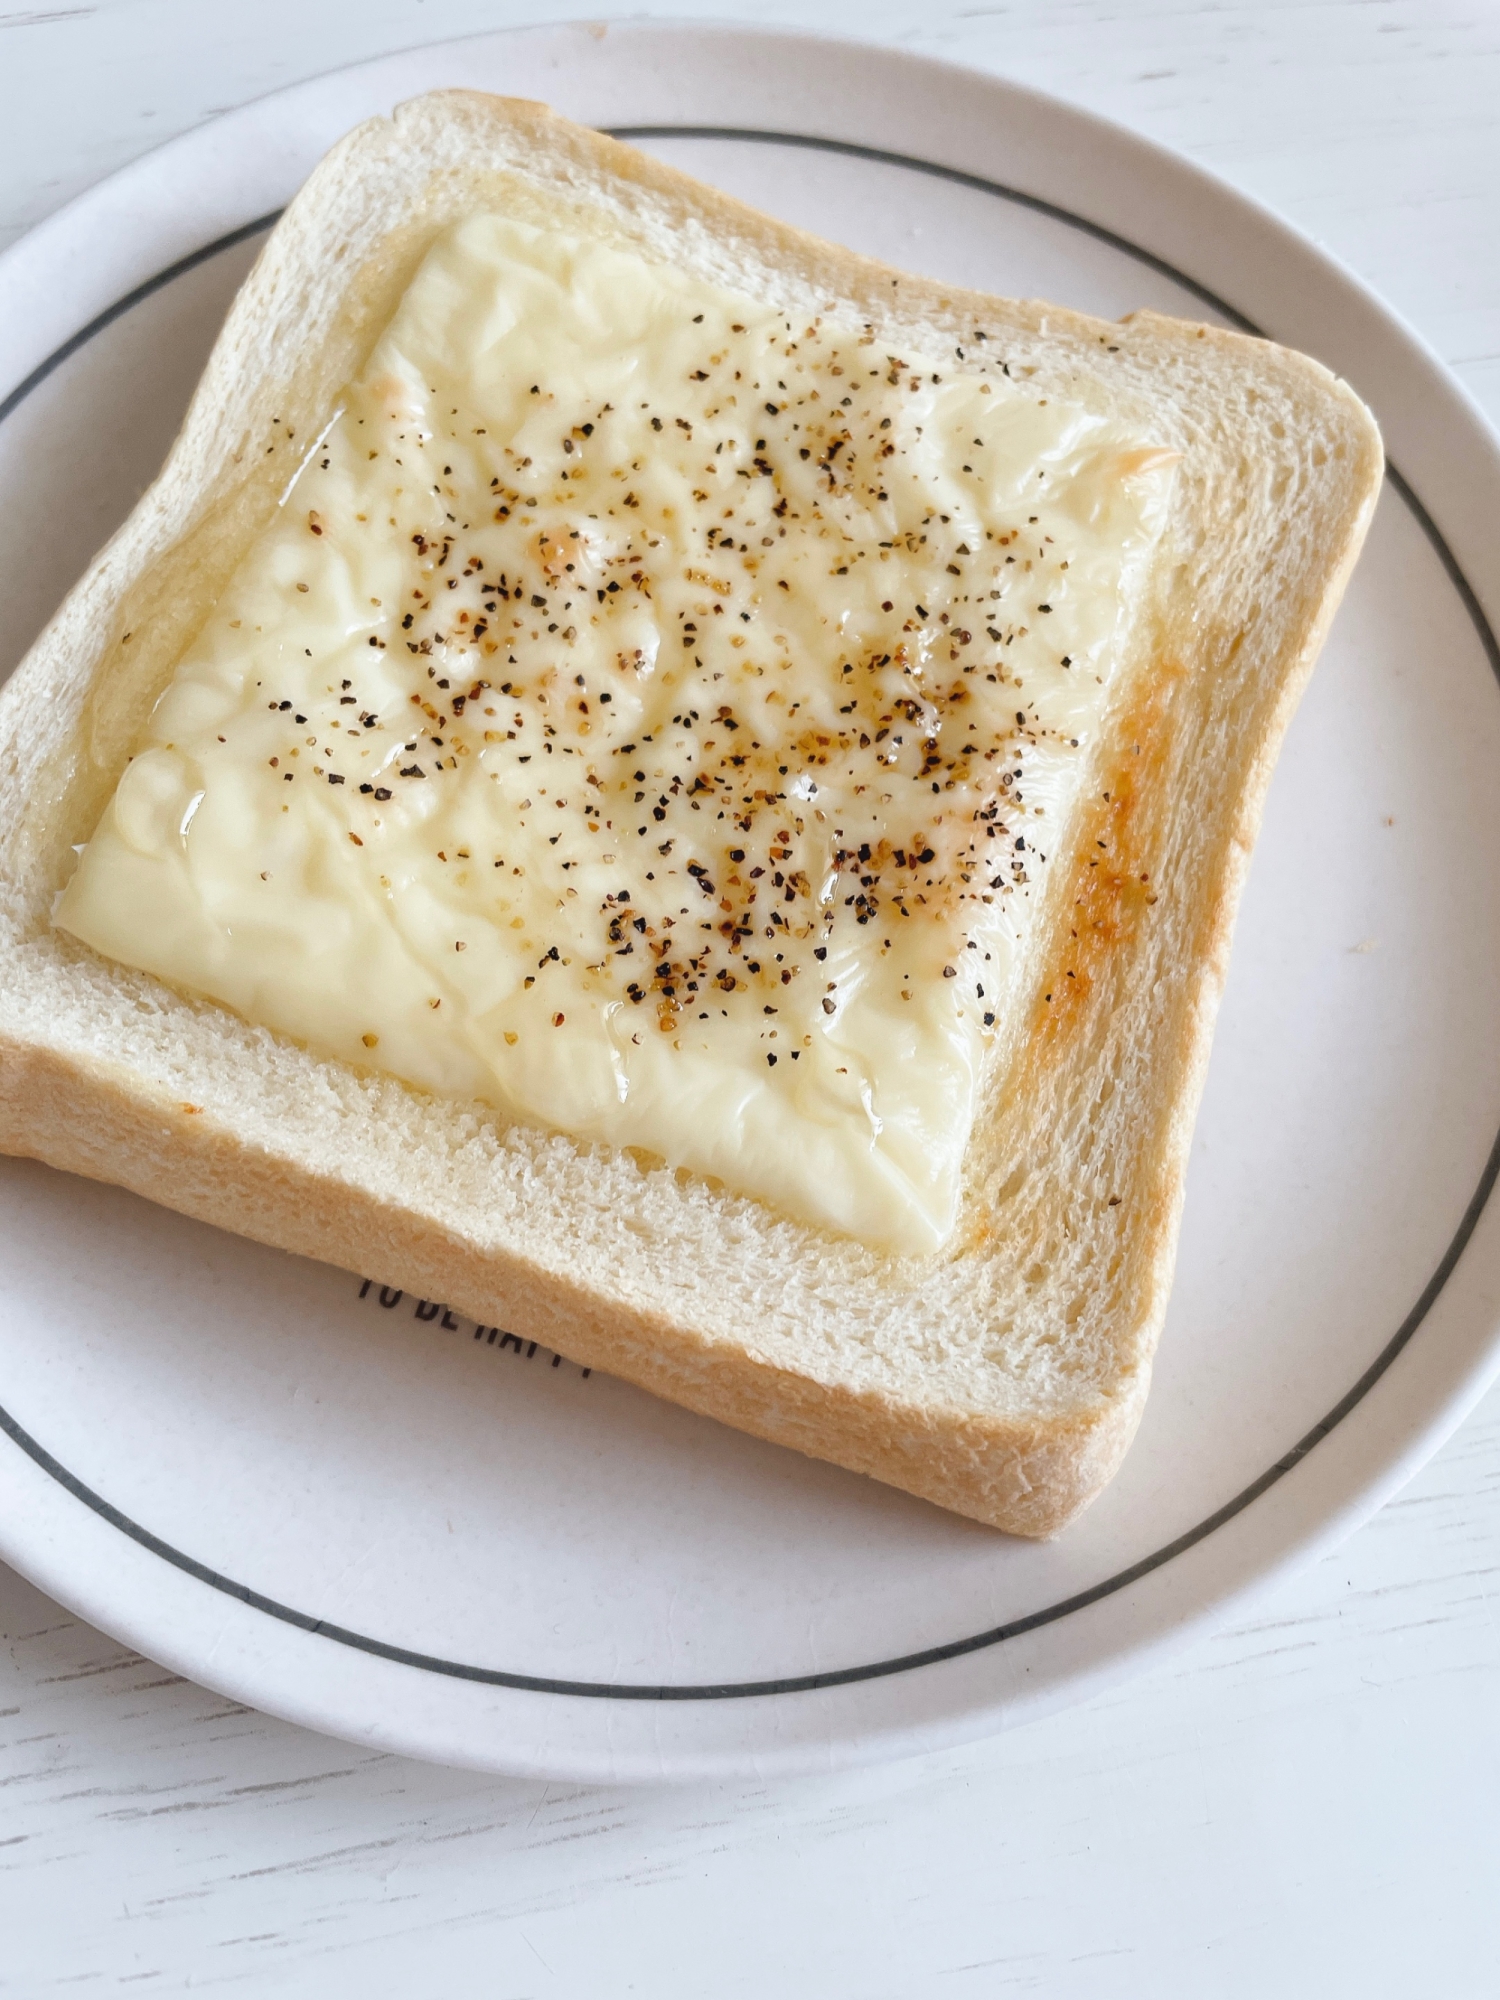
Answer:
1, 130, 1497, 1704
0, 212, 285, 429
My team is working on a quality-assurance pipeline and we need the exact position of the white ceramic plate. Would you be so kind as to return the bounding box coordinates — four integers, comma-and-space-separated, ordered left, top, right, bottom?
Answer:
2, 21, 1499, 1783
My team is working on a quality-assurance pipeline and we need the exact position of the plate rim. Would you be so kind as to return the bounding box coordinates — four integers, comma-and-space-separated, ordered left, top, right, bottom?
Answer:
3, 16, 1500, 1776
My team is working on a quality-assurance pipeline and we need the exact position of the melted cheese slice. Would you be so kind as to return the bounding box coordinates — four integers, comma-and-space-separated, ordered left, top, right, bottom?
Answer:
57, 213, 1175, 1254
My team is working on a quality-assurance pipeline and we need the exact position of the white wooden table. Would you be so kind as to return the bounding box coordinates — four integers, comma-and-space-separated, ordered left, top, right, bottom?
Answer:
4, 4, 1500, 1990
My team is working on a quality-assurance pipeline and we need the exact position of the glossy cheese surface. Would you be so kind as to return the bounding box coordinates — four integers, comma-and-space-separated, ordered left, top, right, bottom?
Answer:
57, 213, 1175, 1253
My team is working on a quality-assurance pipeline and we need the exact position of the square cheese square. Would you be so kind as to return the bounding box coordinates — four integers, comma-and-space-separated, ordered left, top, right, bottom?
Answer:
57, 212, 1175, 1252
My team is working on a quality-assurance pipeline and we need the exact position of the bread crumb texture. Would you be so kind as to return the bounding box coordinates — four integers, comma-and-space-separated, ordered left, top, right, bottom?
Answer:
0, 94, 1382, 1533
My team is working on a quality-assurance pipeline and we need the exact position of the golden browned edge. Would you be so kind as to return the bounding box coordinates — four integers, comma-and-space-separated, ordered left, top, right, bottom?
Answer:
0, 92, 1384, 1537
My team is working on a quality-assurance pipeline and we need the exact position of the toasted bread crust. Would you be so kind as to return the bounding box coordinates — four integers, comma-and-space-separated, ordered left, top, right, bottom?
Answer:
0, 93, 1382, 1535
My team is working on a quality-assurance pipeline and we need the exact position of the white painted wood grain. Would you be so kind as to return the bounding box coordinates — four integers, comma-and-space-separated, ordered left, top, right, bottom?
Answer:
4, 1389, 1499, 1992
2, 3, 1499, 1991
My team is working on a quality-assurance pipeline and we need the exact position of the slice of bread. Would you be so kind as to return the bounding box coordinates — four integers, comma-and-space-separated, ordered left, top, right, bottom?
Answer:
0, 92, 1382, 1535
